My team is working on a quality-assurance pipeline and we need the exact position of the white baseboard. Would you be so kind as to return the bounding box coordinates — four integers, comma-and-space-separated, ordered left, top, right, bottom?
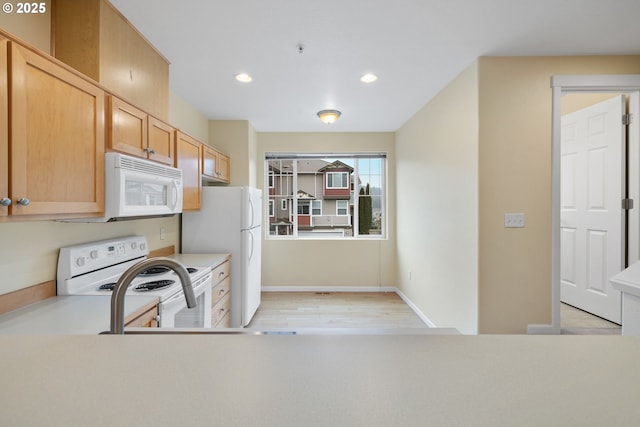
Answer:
393, 288, 438, 328
527, 324, 560, 335
261, 286, 397, 293
261, 286, 438, 328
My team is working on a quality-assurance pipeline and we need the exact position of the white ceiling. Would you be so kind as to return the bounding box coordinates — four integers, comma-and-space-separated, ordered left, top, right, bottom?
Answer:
109, 0, 640, 132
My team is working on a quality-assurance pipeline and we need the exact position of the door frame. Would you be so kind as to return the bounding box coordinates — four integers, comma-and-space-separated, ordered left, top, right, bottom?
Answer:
528, 74, 640, 335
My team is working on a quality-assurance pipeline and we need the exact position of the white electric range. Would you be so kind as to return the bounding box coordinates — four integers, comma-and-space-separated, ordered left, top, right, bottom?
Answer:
57, 236, 212, 328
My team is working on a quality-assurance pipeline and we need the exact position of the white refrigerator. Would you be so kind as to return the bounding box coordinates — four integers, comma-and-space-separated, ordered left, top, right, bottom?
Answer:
182, 186, 262, 327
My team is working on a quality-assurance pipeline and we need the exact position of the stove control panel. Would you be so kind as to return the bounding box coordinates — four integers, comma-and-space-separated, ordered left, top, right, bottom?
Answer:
57, 235, 150, 281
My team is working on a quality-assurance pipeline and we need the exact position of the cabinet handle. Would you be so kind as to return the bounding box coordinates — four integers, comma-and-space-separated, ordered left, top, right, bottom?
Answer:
218, 271, 225, 277
0, 198, 11, 206
218, 288, 225, 294
17, 198, 30, 206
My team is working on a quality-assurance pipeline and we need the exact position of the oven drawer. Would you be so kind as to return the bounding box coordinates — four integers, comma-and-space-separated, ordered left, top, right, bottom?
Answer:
211, 260, 230, 285
211, 276, 230, 307
211, 292, 230, 327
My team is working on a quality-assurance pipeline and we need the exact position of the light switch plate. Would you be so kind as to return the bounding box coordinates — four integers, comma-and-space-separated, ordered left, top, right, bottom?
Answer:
504, 213, 525, 228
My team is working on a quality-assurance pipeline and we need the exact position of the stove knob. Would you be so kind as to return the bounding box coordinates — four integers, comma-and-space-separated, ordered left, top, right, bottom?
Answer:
140, 243, 146, 251
90, 250, 99, 259
130, 242, 137, 250
75, 257, 86, 267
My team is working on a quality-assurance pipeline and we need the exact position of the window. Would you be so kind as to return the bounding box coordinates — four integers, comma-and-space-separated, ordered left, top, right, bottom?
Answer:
326, 172, 348, 189
266, 153, 386, 239
298, 200, 310, 215
336, 200, 348, 216
312, 200, 322, 216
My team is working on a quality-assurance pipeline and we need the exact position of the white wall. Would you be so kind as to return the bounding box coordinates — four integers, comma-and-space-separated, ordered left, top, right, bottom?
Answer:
257, 132, 396, 288
395, 61, 479, 334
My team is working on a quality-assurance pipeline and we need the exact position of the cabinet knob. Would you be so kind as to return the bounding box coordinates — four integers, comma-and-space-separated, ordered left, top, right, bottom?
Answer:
17, 198, 30, 206
0, 198, 11, 206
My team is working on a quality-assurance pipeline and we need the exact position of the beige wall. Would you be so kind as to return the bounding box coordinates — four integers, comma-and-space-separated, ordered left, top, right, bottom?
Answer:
395, 61, 479, 334
257, 132, 396, 288
169, 90, 209, 142
0, 1, 51, 53
209, 120, 257, 187
477, 56, 640, 333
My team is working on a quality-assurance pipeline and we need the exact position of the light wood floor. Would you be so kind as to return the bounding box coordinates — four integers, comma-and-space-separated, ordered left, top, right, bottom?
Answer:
560, 303, 621, 335
247, 292, 429, 329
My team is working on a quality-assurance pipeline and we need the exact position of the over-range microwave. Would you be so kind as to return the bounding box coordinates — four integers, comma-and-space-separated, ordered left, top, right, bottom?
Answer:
65, 152, 183, 222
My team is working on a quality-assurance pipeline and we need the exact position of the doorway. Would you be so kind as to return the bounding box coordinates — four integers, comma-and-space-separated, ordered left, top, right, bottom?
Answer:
528, 74, 640, 335
560, 94, 626, 325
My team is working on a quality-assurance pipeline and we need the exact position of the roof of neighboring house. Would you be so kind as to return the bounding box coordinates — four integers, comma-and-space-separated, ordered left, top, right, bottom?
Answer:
318, 160, 354, 173
297, 190, 315, 199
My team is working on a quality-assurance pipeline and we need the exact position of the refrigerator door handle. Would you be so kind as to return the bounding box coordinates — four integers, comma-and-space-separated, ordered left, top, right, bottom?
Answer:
248, 196, 255, 229
248, 230, 255, 263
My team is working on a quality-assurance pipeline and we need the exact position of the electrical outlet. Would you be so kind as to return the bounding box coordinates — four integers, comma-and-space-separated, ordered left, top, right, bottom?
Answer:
504, 213, 525, 228
160, 227, 166, 240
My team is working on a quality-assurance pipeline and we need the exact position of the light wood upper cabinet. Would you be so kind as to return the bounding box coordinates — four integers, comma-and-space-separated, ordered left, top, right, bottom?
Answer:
175, 131, 202, 211
108, 96, 174, 165
53, 0, 169, 121
4, 42, 105, 219
202, 144, 230, 184
217, 152, 230, 183
148, 116, 175, 165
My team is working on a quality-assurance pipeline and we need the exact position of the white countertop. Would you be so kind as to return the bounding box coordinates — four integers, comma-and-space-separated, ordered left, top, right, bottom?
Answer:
610, 260, 640, 296
0, 295, 158, 335
167, 253, 230, 269
0, 334, 638, 426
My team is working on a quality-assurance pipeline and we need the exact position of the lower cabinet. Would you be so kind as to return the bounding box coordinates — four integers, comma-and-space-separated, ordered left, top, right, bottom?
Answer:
211, 260, 230, 328
124, 304, 158, 328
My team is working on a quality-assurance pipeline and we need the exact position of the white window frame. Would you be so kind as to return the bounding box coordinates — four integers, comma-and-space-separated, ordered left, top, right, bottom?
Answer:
297, 200, 310, 215
281, 199, 287, 211
311, 200, 322, 216
326, 172, 349, 189
268, 171, 274, 188
336, 200, 348, 216
268, 200, 274, 217
265, 152, 387, 240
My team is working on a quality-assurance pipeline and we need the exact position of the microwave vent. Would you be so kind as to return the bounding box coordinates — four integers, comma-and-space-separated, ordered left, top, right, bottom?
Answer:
117, 156, 182, 180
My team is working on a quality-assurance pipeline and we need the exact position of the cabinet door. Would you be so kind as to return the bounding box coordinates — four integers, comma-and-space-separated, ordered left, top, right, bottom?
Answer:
10, 43, 104, 217
148, 116, 175, 165
202, 144, 217, 178
175, 131, 201, 211
0, 40, 8, 218
217, 152, 230, 183
108, 96, 148, 159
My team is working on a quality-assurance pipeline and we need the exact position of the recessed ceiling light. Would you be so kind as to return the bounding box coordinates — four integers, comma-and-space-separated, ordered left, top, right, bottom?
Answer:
235, 73, 252, 83
360, 73, 378, 83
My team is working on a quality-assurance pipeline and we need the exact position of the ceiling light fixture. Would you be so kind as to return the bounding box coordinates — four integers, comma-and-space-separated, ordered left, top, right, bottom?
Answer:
317, 109, 341, 124
360, 73, 378, 83
235, 73, 252, 83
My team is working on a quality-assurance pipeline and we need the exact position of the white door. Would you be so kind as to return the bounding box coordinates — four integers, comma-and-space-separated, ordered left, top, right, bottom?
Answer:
560, 95, 625, 323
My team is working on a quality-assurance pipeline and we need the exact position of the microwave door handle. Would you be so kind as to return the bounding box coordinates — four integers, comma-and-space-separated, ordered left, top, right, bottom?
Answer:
170, 180, 179, 210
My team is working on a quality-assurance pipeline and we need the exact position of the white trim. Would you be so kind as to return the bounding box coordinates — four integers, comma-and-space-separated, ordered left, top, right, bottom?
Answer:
261, 286, 439, 329
326, 171, 349, 189
534, 74, 640, 335
336, 199, 348, 216
311, 199, 322, 216
394, 288, 438, 328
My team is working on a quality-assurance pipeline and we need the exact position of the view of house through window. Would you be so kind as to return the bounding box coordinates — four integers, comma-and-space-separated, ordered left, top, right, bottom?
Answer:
266, 153, 386, 239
